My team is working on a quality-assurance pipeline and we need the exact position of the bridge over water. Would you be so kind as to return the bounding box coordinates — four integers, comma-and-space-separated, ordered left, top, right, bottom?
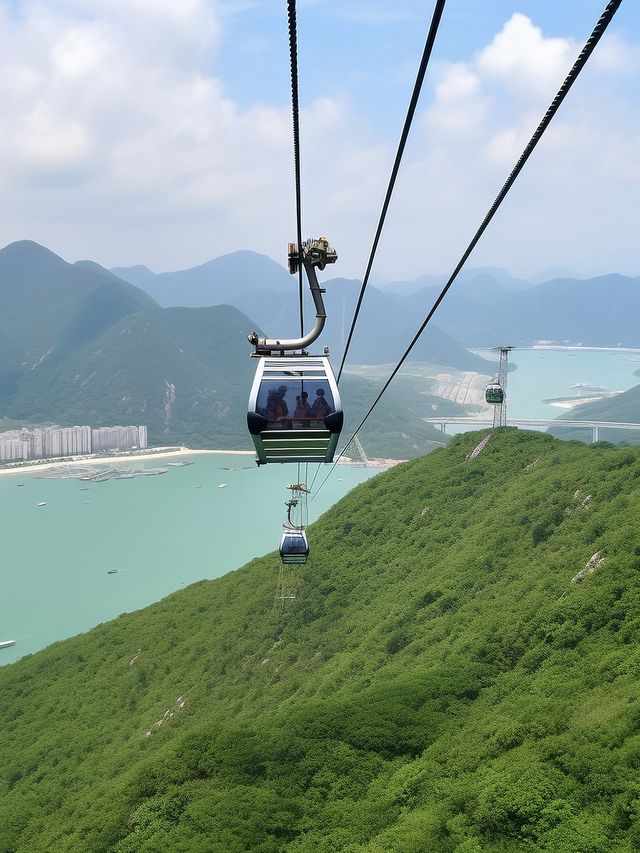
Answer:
422, 418, 640, 443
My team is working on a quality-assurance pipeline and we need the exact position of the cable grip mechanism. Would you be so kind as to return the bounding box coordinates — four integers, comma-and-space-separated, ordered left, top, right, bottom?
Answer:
288, 237, 338, 274
248, 237, 338, 354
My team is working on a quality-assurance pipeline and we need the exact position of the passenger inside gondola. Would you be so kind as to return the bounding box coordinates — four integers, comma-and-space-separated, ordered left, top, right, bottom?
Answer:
293, 391, 310, 419
256, 380, 335, 429
311, 388, 332, 418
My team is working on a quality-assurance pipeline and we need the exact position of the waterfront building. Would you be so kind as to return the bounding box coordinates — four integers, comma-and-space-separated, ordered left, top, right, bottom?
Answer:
0, 424, 148, 461
0, 437, 29, 461
91, 425, 148, 452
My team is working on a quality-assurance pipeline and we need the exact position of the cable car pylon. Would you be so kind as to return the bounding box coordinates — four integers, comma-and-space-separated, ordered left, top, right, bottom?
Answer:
485, 346, 514, 429
471, 346, 514, 461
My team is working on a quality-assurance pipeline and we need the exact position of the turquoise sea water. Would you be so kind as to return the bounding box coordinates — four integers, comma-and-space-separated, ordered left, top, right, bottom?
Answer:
0, 455, 379, 665
460, 347, 640, 430
502, 348, 640, 420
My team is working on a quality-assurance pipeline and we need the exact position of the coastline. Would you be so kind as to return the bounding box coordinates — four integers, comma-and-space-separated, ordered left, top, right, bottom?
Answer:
532, 344, 640, 353
0, 445, 404, 478
0, 446, 255, 478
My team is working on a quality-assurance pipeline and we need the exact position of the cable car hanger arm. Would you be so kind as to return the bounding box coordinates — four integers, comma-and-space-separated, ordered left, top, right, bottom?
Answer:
248, 238, 337, 354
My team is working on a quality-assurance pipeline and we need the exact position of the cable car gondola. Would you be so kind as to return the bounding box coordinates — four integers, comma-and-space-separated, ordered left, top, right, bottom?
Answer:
247, 238, 343, 465
279, 527, 309, 564
248, 356, 342, 464
485, 382, 504, 405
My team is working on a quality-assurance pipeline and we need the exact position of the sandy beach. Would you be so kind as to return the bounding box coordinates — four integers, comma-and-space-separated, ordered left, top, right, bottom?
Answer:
0, 446, 255, 477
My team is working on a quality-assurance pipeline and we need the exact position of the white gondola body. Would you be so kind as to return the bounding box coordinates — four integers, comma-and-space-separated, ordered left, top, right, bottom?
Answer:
279, 528, 310, 564
247, 355, 343, 465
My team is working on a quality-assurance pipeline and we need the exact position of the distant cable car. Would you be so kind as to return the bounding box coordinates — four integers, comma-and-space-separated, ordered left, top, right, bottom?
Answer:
247, 238, 343, 465
485, 383, 504, 405
279, 527, 309, 564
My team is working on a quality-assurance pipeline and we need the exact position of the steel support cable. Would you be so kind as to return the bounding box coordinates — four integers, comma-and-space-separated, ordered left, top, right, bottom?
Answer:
303, 462, 309, 527
314, 0, 623, 499
287, 0, 305, 337
336, 0, 447, 383
308, 461, 322, 495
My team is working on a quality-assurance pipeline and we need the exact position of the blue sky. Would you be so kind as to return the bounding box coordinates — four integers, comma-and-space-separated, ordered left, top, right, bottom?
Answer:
0, 1, 638, 281
217, 1, 639, 131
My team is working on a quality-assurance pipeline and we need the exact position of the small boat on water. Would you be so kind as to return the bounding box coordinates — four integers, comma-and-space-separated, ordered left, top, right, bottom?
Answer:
37, 501, 47, 507
16, 484, 24, 487
0, 640, 16, 650
218, 483, 228, 489
107, 569, 118, 575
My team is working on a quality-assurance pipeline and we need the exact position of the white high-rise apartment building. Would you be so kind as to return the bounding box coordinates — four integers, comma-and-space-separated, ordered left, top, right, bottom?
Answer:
0, 436, 29, 461
0, 425, 149, 461
90, 425, 148, 452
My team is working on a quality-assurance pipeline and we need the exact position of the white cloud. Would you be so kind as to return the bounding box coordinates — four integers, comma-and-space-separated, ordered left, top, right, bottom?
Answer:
0, 3, 636, 285
385, 14, 640, 280
477, 13, 576, 99
425, 63, 488, 137
0, 0, 389, 272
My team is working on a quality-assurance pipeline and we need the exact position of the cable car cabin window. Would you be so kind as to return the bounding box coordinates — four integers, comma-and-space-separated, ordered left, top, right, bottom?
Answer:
247, 356, 343, 464
281, 534, 308, 554
485, 384, 504, 405
280, 530, 309, 564
255, 380, 335, 430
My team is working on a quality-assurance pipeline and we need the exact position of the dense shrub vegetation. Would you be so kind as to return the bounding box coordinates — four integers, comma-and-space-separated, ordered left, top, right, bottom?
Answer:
3, 429, 640, 851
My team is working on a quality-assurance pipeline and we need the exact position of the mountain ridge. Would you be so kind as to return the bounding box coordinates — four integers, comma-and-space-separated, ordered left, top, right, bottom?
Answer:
112, 248, 640, 349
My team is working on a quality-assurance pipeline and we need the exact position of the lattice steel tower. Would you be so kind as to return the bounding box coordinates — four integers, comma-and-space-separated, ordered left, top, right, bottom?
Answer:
493, 346, 514, 428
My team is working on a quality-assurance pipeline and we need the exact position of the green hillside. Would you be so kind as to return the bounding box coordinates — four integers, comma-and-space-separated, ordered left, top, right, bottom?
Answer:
0, 241, 254, 447
8, 304, 256, 449
339, 373, 457, 459
0, 241, 156, 395
3, 430, 640, 851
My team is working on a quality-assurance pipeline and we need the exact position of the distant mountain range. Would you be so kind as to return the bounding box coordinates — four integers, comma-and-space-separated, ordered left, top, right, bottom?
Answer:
2, 239, 638, 452
113, 252, 640, 350
111, 250, 293, 306
112, 254, 495, 372
405, 272, 640, 348
0, 241, 465, 454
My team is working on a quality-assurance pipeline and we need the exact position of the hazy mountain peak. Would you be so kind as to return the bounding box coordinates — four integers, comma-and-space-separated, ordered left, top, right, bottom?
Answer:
0, 239, 67, 267
532, 264, 577, 284
116, 263, 155, 274
111, 249, 293, 308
